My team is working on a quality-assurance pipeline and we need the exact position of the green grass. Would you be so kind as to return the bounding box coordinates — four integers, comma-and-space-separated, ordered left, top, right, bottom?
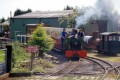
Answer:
88, 52, 120, 62
0, 50, 5, 62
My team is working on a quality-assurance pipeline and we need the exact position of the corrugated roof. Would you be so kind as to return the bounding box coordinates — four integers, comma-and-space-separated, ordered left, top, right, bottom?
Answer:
100, 32, 120, 36
12, 10, 73, 18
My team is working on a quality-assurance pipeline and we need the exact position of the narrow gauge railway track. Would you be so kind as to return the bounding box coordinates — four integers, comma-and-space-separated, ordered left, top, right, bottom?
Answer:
86, 56, 120, 80
114, 65, 120, 79
47, 60, 81, 79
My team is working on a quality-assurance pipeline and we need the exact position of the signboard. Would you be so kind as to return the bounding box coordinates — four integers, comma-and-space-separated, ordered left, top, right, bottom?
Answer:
26, 46, 39, 72
26, 46, 39, 53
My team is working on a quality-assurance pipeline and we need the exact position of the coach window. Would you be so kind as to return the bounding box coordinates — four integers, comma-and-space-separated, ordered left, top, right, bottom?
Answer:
115, 35, 119, 41
118, 36, 120, 41
109, 36, 112, 41
113, 36, 116, 41
105, 36, 107, 41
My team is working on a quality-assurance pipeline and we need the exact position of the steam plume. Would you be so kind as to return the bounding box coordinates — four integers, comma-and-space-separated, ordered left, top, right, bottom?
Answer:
75, 0, 120, 32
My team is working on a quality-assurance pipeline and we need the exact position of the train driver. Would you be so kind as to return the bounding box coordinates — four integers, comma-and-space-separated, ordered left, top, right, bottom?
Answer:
78, 29, 84, 39
61, 28, 67, 49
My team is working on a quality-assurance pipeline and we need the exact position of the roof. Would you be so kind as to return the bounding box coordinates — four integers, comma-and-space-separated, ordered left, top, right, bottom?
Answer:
0, 20, 9, 26
100, 32, 120, 36
12, 10, 73, 19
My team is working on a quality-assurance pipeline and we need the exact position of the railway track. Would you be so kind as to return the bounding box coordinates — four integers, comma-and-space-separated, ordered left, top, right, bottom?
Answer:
47, 60, 81, 79
86, 56, 120, 80
49, 49, 120, 80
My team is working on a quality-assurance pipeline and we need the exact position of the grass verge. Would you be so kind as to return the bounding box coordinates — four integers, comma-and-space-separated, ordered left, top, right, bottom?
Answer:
0, 50, 5, 63
88, 51, 120, 62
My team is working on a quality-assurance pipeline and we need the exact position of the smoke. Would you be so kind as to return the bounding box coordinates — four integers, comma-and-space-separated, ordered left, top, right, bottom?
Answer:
75, 0, 120, 32
75, 7, 101, 29
96, 0, 119, 32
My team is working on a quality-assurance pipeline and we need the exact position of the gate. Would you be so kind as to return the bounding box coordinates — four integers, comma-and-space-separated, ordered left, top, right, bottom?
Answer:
0, 49, 7, 75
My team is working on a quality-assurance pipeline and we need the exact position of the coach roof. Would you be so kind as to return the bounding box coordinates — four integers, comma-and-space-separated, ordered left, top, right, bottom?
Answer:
100, 32, 120, 36
12, 10, 73, 19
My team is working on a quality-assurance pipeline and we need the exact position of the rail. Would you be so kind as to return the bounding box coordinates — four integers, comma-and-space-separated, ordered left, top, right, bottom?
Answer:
47, 59, 81, 79
86, 56, 120, 80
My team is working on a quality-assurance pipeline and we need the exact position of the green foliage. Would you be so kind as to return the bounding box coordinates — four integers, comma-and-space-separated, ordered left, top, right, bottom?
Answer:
28, 24, 55, 56
58, 9, 78, 28
14, 8, 32, 16
12, 41, 30, 68
3, 25, 9, 31
0, 17, 5, 23
64, 5, 73, 10
12, 67, 30, 73
0, 50, 5, 62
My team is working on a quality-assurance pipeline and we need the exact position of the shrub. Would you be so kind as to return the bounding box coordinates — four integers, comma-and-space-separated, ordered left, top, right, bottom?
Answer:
28, 24, 55, 57
12, 41, 30, 68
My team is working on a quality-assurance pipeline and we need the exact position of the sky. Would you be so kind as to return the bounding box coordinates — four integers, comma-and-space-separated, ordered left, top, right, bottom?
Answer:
0, 0, 120, 19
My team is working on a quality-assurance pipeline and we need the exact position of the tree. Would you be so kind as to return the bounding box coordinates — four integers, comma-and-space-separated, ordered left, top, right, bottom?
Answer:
28, 24, 55, 57
64, 5, 73, 10
0, 17, 5, 23
14, 8, 32, 16
58, 9, 78, 28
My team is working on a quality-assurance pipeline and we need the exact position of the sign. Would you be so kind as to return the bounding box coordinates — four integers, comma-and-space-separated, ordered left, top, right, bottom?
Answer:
26, 46, 39, 53
26, 46, 39, 73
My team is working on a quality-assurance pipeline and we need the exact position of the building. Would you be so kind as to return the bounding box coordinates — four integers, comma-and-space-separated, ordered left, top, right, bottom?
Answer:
10, 10, 73, 39
0, 21, 10, 37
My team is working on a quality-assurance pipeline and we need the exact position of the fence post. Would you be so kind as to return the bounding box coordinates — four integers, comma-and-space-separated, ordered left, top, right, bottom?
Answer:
6, 45, 12, 73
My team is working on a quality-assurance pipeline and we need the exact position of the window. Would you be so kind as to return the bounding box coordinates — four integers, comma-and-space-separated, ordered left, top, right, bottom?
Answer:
30, 29, 34, 34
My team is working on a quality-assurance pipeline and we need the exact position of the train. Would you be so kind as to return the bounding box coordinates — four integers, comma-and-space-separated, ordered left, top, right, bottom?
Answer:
56, 31, 120, 58
97, 32, 120, 55
64, 34, 87, 59
43, 27, 88, 59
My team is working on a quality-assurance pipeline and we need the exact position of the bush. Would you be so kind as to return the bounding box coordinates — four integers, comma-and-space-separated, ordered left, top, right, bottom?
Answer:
12, 41, 30, 68
28, 24, 55, 57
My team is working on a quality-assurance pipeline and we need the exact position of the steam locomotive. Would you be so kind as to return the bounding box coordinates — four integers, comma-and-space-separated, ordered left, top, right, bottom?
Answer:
64, 34, 87, 59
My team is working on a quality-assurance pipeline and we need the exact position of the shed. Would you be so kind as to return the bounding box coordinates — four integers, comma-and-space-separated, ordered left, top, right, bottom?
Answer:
10, 10, 73, 39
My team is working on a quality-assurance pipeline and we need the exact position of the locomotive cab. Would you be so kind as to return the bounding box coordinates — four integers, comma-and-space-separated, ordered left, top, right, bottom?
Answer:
97, 32, 120, 55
